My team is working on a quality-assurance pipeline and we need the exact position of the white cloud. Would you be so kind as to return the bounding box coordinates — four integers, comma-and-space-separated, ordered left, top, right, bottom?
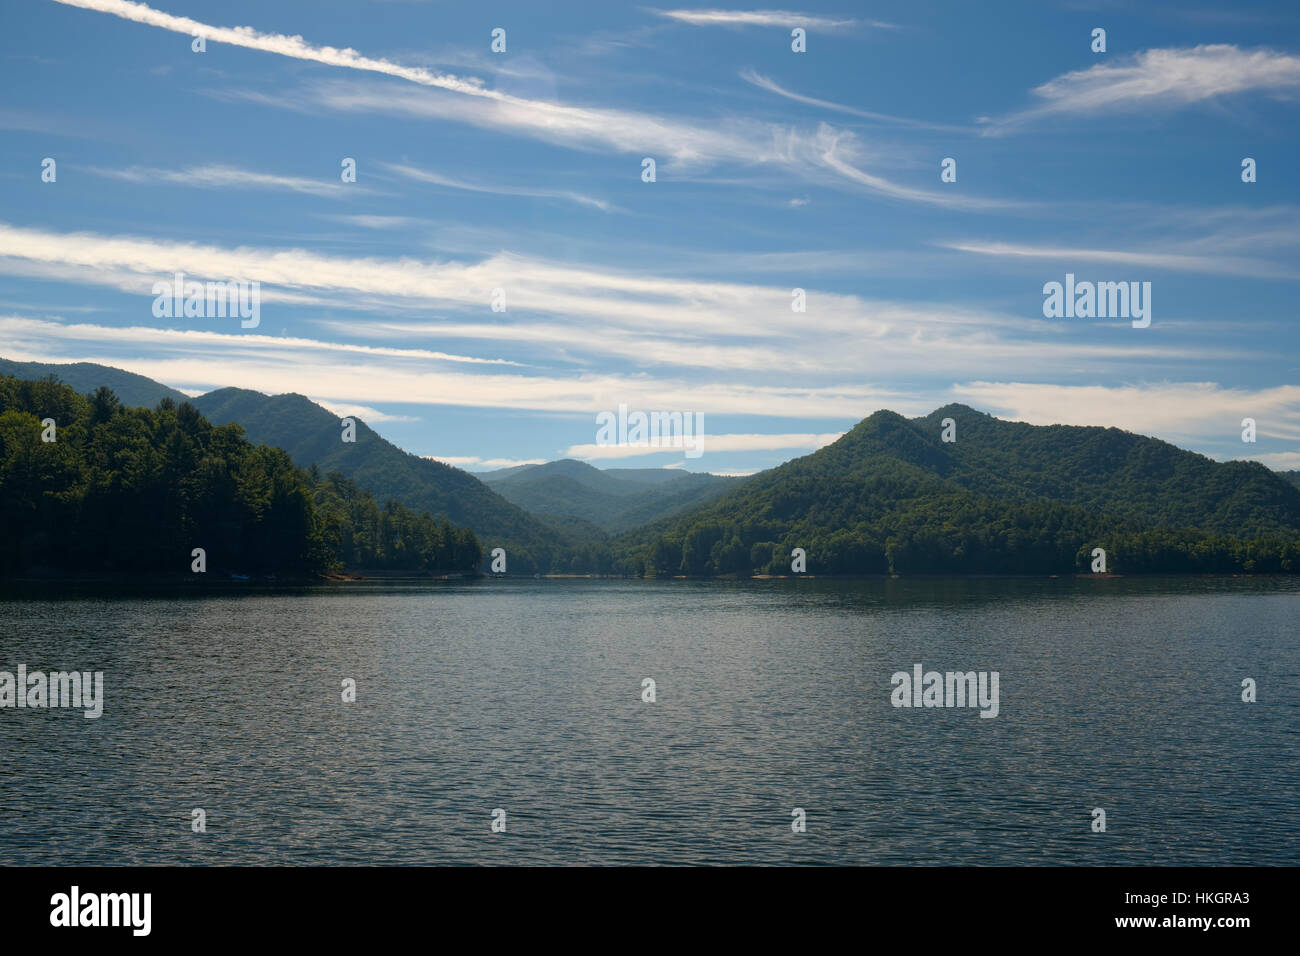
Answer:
380, 161, 617, 212
305, 79, 833, 173
1242, 452, 1300, 470
742, 70, 968, 132
565, 432, 843, 459
313, 400, 419, 423
815, 127, 1020, 210
52, 0, 997, 204
654, 9, 890, 30
940, 239, 1300, 279
87, 163, 348, 197
319, 80, 1001, 206
56, 0, 769, 171
0, 315, 519, 367
429, 456, 547, 469
952, 381, 1300, 444
6, 313, 1297, 460
0, 222, 1243, 385
0, 314, 909, 417
983, 45, 1300, 133
12, 356, 889, 418
322, 215, 419, 230
50, 0, 492, 94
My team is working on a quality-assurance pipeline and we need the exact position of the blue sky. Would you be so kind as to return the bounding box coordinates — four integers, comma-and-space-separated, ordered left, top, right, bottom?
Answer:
1, 0, 1298, 475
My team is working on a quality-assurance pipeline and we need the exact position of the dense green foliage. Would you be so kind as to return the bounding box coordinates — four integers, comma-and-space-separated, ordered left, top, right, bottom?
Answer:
0, 376, 479, 577
307, 468, 481, 572
192, 388, 564, 573
8, 361, 1299, 578
610, 406, 1300, 576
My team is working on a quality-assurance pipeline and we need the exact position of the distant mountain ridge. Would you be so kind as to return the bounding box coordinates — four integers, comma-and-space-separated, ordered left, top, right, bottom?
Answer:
480, 458, 743, 533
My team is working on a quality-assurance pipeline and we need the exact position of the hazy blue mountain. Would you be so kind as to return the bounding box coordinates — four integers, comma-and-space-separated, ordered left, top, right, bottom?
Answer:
482, 458, 640, 496
602, 467, 702, 486
483, 458, 743, 532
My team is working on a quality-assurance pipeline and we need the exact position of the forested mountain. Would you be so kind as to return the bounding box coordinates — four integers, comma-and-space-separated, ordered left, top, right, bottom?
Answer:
6, 359, 1297, 578
609, 405, 1300, 576
911, 405, 1300, 537
0, 362, 567, 570
0, 376, 480, 577
0, 357, 189, 408
480, 458, 742, 532
190, 388, 567, 572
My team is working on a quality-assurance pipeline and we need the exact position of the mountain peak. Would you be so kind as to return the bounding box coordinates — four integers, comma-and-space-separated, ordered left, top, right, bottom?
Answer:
922, 402, 986, 421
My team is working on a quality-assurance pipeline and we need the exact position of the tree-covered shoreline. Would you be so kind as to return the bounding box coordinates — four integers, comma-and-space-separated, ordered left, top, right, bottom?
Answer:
6, 374, 1300, 580
0, 376, 481, 578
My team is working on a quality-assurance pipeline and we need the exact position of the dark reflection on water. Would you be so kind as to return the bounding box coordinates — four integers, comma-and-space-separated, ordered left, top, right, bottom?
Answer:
0, 576, 1296, 865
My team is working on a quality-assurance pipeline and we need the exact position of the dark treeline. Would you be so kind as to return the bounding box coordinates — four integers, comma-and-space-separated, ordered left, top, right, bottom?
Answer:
615, 513, 1300, 577
0, 376, 480, 577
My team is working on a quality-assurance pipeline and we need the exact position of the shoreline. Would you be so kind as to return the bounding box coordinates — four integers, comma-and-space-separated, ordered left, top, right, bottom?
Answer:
1, 569, 1295, 587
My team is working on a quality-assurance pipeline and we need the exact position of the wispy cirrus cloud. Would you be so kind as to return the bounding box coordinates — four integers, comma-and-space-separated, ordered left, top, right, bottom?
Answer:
7, 312, 1297, 457
0, 315, 909, 417
0, 315, 521, 367
981, 44, 1300, 134
954, 381, 1300, 444
48, 0, 492, 94
0, 222, 1245, 384
565, 431, 843, 459
314, 401, 420, 424
87, 163, 350, 197
1246, 451, 1300, 469
51, 0, 987, 207
941, 238, 1300, 279
652, 9, 892, 30
322, 215, 420, 230
428, 456, 547, 470
379, 161, 619, 212
741, 70, 970, 132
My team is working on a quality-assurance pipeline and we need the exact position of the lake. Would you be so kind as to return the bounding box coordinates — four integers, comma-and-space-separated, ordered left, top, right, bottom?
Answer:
0, 576, 1296, 865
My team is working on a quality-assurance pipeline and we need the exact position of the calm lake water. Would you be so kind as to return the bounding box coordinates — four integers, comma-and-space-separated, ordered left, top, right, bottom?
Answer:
0, 576, 1296, 865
